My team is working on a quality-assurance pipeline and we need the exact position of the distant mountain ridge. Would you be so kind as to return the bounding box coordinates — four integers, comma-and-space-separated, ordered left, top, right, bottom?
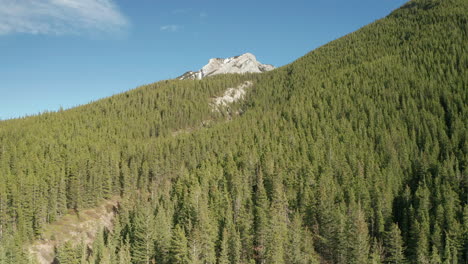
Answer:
178, 53, 275, 80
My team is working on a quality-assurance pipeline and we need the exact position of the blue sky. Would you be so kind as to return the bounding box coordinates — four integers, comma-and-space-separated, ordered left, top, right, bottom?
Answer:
0, 0, 408, 120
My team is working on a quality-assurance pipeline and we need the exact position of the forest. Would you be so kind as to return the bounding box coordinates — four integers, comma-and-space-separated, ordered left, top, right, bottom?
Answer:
0, 0, 466, 263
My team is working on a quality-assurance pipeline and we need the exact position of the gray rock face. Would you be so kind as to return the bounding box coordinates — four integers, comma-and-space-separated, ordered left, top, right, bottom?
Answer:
178, 53, 274, 80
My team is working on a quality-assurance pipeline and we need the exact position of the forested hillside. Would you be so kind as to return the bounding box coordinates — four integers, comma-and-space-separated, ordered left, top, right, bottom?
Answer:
0, 0, 467, 263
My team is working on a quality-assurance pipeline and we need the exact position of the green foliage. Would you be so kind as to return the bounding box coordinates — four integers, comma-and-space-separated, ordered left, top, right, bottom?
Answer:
169, 225, 189, 264
130, 204, 156, 263
118, 239, 132, 264
384, 223, 406, 264
286, 212, 319, 264
346, 204, 371, 264
55, 241, 82, 264
0, 0, 467, 263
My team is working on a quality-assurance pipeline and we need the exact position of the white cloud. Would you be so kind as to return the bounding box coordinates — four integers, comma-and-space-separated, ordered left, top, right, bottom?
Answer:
0, 0, 129, 35
160, 25, 181, 32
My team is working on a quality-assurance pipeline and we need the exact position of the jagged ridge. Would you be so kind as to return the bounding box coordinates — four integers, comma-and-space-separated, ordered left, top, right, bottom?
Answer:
178, 53, 274, 80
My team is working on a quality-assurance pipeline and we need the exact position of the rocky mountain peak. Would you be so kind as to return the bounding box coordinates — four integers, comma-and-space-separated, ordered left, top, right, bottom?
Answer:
178, 53, 275, 80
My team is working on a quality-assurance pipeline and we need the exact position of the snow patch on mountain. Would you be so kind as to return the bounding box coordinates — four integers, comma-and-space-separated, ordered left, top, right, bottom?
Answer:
179, 53, 274, 80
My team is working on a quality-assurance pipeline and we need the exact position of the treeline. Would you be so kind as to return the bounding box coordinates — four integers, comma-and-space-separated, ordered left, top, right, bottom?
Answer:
0, 0, 467, 263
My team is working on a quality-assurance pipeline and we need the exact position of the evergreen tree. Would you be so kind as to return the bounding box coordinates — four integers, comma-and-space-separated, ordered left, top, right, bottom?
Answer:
265, 181, 288, 264
347, 204, 370, 264
91, 228, 107, 264
131, 203, 156, 263
286, 212, 319, 264
228, 223, 242, 264
253, 167, 268, 264
384, 223, 406, 264
56, 241, 80, 264
218, 227, 230, 264
154, 207, 172, 264
169, 225, 189, 264
118, 239, 132, 264
0, 243, 6, 264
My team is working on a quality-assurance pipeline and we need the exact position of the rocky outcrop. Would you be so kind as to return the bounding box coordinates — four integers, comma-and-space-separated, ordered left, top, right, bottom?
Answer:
28, 198, 119, 264
178, 53, 274, 80
212, 81, 253, 108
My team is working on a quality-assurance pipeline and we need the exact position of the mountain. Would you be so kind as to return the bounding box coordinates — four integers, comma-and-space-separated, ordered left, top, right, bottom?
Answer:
0, 0, 467, 263
177, 52, 275, 80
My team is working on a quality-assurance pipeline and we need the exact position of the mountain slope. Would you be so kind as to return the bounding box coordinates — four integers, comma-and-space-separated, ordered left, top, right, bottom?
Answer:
0, 0, 467, 263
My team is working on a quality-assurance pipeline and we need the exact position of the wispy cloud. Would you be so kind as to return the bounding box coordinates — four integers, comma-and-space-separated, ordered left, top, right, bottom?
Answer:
160, 24, 181, 32
0, 0, 129, 35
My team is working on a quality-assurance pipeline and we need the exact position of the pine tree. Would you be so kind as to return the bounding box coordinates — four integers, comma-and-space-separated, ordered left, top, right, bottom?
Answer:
370, 239, 384, 264
56, 241, 80, 264
429, 245, 441, 264
462, 205, 468, 264
0, 177, 6, 241
347, 204, 370, 264
286, 212, 319, 264
92, 228, 106, 264
154, 207, 172, 264
218, 227, 230, 264
265, 181, 288, 264
0, 243, 6, 264
253, 167, 268, 264
384, 223, 406, 264
118, 239, 132, 264
412, 183, 430, 264
169, 225, 189, 264
228, 223, 242, 264
66, 168, 82, 212
131, 204, 156, 263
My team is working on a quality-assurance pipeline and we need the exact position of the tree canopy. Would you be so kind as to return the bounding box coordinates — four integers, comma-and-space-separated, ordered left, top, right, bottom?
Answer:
0, 0, 466, 263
